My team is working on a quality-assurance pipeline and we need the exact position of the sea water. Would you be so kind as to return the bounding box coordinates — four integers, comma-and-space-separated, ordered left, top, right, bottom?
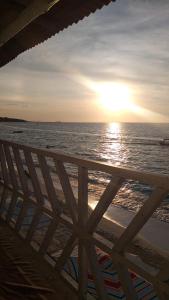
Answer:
0, 122, 169, 221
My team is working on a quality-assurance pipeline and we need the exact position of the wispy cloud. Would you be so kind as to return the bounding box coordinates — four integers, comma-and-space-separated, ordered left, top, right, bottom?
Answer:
0, 0, 169, 121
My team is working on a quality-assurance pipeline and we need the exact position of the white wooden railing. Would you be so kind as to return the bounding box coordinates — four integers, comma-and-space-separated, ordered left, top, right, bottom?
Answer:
0, 139, 169, 300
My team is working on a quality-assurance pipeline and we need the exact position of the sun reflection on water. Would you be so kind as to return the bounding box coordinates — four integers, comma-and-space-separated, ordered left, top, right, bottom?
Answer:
107, 122, 121, 138
100, 123, 123, 165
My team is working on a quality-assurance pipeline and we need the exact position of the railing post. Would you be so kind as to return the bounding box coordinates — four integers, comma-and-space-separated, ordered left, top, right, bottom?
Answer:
78, 166, 88, 299
0, 142, 10, 185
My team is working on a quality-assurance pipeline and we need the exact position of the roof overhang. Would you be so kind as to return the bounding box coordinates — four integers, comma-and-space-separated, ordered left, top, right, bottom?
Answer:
0, 0, 60, 47
0, 0, 115, 67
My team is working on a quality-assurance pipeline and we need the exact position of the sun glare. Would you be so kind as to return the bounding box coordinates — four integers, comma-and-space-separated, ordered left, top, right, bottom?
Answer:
96, 82, 134, 113
77, 75, 169, 121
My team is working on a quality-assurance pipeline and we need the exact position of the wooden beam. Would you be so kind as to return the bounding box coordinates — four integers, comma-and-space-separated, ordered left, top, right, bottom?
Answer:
0, 0, 60, 47
78, 166, 88, 299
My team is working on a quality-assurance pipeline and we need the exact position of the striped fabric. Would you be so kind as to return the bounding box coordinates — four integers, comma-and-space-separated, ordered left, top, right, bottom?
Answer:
64, 248, 158, 300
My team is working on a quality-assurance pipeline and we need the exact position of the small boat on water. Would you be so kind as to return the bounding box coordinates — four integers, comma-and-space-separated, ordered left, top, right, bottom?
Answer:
159, 138, 169, 145
13, 130, 23, 134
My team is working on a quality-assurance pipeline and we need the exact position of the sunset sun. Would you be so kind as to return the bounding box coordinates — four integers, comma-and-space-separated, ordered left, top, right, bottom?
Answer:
96, 82, 134, 113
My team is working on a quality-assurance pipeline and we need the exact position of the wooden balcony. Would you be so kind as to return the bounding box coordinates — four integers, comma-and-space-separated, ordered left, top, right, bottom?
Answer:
0, 138, 169, 299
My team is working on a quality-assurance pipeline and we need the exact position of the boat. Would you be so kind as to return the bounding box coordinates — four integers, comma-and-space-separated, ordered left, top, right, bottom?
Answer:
159, 138, 169, 145
13, 130, 23, 134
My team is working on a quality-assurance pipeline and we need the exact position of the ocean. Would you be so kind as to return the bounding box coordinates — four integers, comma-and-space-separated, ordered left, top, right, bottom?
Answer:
0, 122, 169, 222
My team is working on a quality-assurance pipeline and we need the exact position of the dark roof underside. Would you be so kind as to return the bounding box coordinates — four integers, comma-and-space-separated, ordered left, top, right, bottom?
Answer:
0, 0, 115, 67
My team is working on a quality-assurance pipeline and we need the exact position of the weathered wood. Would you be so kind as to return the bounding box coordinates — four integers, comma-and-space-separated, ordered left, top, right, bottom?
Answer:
39, 219, 58, 255
55, 160, 77, 225
26, 208, 42, 242
15, 200, 29, 232
55, 234, 77, 271
6, 192, 18, 222
38, 155, 60, 214
0, 143, 10, 185
12, 147, 30, 198
78, 167, 88, 299
78, 166, 88, 226
24, 150, 44, 204
3, 145, 18, 189
0, 187, 9, 214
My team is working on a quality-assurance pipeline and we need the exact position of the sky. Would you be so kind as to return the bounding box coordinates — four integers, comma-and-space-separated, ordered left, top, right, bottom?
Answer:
0, 0, 169, 122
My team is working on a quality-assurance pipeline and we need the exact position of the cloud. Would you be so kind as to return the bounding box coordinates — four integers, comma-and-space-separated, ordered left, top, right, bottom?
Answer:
0, 0, 169, 121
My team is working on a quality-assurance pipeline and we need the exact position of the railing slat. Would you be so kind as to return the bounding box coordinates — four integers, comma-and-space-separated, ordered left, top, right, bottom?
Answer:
55, 160, 77, 225
85, 240, 107, 300
114, 262, 139, 300
0, 143, 9, 185
12, 147, 30, 198
26, 208, 42, 242
39, 219, 58, 255
87, 177, 124, 233
6, 192, 18, 222
78, 166, 88, 299
3, 145, 18, 189
38, 155, 61, 214
24, 150, 44, 204
55, 233, 77, 271
113, 187, 169, 253
0, 187, 8, 213
15, 200, 29, 232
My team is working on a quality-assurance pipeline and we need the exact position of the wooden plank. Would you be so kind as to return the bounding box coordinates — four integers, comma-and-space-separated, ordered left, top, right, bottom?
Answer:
15, 200, 29, 232
2, 182, 74, 231
0, 143, 9, 185
23, 150, 44, 204
38, 155, 61, 214
55, 233, 77, 272
55, 160, 77, 225
39, 219, 58, 255
3, 145, 18, 190
26, 207, 42, 242
113, 188, 169, 253
87, 177, 124, 233
85, 240, 107, 300
12, 147, 30, 198
0, 187, 9, 214
78, 240, 88, 300
78, 167, 88, 299
78, 166, 88, 226
6, 192, 18, 223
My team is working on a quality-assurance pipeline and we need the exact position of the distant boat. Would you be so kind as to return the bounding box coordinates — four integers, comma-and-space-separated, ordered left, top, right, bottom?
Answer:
13, 130, 23, 134
159, 138, 169, 146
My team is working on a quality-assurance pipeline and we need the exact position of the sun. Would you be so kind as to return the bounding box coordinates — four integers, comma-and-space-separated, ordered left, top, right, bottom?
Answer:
76, 75, 139, 115
96, 82, 134, 112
